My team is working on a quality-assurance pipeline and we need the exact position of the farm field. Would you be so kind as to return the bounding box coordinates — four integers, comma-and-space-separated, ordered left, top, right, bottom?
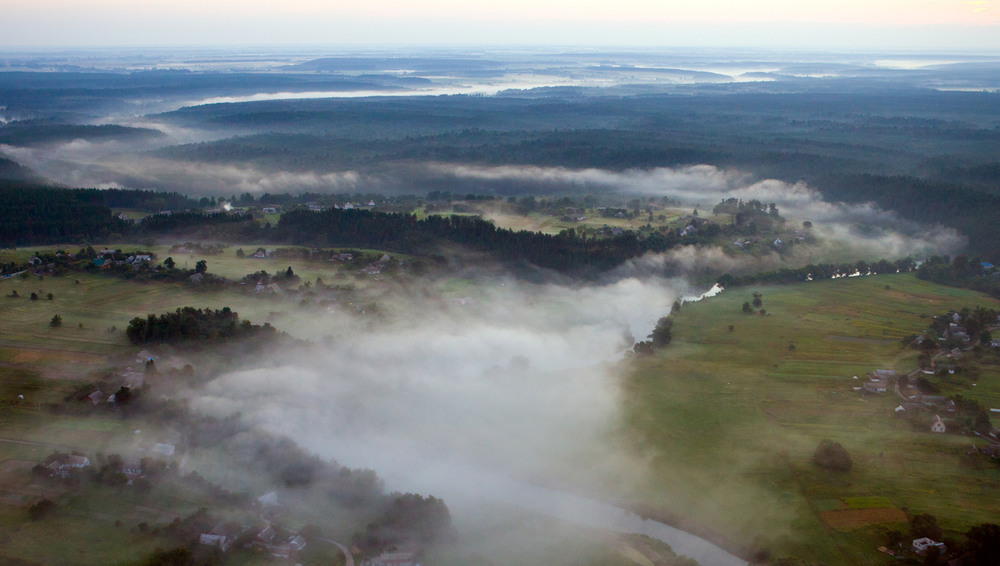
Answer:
621, 272, 1000, 565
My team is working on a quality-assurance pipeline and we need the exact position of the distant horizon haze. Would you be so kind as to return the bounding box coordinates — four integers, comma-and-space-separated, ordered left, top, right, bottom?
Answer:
2, 0, 1000, 51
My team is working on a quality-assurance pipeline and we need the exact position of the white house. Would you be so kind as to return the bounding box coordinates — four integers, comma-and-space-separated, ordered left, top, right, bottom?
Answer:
912, 537, 945, 555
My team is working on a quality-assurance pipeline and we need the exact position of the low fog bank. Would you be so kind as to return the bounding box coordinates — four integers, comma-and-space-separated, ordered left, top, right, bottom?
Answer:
441, 164, 966, 270
191, 275, 690, 508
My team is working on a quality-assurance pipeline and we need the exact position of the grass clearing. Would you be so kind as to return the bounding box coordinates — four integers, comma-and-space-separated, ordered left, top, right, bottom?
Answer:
622, 273, 1000, 565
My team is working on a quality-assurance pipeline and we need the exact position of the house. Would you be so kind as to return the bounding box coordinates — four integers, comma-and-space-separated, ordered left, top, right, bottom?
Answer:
253, 524, 306, 558
269, 535, 307, 558
122, 371, 145, 388
254, 524, 276, 546
931, 415, 947, 433
680, 225, 697, 237
370, 551, 416, 566
64, 455, 90, 469
87, 390, 104, 406
679, 215, 709, 225
912, 537, 946, 555
199, 523, 234, 551
44, 454, 91, 478
863, 380, 887, 394
864, 370, 893, 394
152, 443, 175, 457
256, 491, 279, 508
187, 273, 204, 283
121, 458, 143, 482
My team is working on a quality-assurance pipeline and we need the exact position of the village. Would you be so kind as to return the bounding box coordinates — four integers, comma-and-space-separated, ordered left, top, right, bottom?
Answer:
5, 342, 433, 566
848, 307, 1000, 558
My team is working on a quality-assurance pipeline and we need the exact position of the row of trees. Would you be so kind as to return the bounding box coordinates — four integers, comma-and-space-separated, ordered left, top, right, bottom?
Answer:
125, 307, 276, 345
717, 257, 917, 288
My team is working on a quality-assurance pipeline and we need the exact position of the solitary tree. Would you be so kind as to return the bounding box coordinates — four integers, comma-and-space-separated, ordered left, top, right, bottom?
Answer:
752, 291, 763, 308
910, 513, 943, 540
49, 314, 62, 327
163, 256, 175, 270
195, 260, 207, 273
813, 439, 853, 471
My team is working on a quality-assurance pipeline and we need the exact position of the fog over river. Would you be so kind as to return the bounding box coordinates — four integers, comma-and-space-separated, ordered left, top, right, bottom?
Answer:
192, 274, 747, 564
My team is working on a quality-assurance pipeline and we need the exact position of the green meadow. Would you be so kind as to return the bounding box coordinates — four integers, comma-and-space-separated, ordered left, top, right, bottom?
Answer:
621, 273, 1000, 565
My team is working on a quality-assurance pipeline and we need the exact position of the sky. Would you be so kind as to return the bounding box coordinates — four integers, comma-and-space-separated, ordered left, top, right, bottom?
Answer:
2, 0, 1000, 50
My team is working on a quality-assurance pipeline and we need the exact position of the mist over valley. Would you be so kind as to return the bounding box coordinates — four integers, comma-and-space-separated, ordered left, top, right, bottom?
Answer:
1, 46, 1000, 566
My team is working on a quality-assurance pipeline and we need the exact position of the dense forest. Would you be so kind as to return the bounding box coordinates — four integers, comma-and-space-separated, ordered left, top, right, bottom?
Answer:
0, 122, 164, 146
0, 183, 205, 246
150, 90, 1000, 259
273, 207, 663, 274
0, 182, 130, 245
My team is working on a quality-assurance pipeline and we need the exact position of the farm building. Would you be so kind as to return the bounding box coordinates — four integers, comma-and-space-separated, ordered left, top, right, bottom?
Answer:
912, 537, 945, 555
931, 415, 946, 433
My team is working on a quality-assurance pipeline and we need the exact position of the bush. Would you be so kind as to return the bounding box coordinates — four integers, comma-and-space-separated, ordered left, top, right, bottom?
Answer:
813, 439, 853, 472
28, 498, 56, 521
49, 314, 62, 327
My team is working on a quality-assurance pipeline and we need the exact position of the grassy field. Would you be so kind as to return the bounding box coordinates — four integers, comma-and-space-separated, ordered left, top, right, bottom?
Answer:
621, 273, 1000, 565
0, 244, 403, 359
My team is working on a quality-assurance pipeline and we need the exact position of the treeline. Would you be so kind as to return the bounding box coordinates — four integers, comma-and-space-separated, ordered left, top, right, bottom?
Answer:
717, 257, 917, 288
125, 307, 276, 345
273, 207, 671, 273
0, 182, 201, 246
0, 182, 129, 246
916, 255, 1000, 299
0, 121, 165, 147
135, 210, 248, 234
